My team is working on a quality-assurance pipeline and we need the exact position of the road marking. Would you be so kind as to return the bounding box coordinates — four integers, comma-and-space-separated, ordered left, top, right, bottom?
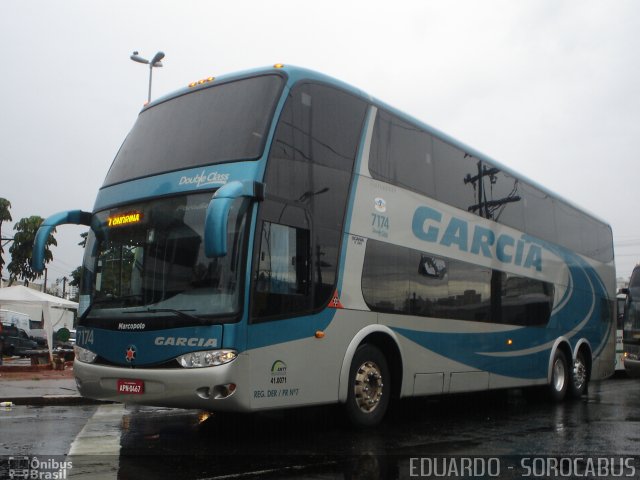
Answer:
68, 403, 125, 479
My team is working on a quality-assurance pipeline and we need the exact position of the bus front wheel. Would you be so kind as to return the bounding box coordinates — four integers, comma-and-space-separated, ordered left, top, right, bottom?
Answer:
549, 349, 569, 401
345, 344, 390, 427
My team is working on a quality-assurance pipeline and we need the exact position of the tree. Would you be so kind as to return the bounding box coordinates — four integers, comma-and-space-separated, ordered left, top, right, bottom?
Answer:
69, 266, 82, 302
69, 266, 82, 288
7, 216, 57, 286
0, 198, 11, 277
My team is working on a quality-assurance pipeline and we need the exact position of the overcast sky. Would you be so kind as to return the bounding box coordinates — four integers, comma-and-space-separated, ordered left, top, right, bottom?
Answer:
1, 0, 639, 287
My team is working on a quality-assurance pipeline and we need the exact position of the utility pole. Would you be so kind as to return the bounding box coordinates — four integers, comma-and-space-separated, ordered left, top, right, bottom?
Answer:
464, 159, 522, 323
0, 236, 14, 289
464, 161, 520, 219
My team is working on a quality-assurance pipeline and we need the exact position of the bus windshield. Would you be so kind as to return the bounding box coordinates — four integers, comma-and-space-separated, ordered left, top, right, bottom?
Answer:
79, 193, 250, 324
103, 74, 284, 187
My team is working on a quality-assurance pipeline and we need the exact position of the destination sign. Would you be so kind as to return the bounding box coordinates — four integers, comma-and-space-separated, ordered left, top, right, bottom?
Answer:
107, 211, 143, 228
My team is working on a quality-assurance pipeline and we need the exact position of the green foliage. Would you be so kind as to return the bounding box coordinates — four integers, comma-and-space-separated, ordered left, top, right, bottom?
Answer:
70, 230, 87, 297
7, 216, 57, 286
99, 243, 136, 297
69, 266, 82, 287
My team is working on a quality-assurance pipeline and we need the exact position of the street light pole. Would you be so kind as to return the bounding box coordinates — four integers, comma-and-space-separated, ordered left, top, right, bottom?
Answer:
130, 51, 165, 103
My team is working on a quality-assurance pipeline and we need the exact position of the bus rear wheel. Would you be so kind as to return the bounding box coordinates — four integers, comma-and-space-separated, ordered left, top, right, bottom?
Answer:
549, 349, 569, 401
568, 349, 589, 398
345, 344, 390, 427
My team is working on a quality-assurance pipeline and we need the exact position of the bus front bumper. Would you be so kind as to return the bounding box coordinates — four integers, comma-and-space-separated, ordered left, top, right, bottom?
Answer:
73, 356, 251, 411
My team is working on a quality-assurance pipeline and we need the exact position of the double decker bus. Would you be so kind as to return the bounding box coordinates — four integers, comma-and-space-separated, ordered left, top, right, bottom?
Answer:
616, 291, 627, 371
32, 65, 615, 426
623, 266, 640, 376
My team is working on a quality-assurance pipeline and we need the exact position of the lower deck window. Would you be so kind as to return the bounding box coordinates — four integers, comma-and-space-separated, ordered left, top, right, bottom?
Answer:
362, 239, 553, 327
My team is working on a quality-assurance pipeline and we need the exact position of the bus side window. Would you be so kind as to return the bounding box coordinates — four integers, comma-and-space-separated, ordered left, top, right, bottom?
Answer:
253, 221, 311, 319
500, 273, 553, 327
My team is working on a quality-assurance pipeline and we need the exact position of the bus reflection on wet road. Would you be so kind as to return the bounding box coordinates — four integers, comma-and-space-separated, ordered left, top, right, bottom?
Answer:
116, 375, 640, 479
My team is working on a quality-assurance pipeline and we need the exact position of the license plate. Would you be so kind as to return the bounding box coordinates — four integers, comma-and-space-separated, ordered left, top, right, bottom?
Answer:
117, 379, 144, 394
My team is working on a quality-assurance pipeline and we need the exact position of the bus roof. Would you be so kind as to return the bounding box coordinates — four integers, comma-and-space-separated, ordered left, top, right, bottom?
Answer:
145, 64, 611, 229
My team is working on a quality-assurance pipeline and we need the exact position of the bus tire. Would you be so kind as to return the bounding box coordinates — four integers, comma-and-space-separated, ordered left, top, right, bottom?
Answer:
568, 349, 589, 398
549, 349, 569, 402
345, 344, 390, 427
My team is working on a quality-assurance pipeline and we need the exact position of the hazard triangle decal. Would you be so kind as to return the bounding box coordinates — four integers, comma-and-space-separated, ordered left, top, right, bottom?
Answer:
328, 290, 344, 309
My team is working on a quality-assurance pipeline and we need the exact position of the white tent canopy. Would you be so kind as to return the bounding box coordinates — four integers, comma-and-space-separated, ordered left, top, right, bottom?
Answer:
0, 285, 78, 358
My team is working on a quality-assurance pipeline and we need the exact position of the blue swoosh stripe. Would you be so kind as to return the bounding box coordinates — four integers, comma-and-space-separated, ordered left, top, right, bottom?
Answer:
392, 237, 610, 379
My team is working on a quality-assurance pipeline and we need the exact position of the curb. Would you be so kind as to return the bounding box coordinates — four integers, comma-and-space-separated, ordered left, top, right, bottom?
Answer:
1, 396, 112, 406
0, 364, 58, 373
0, 360, 74, 373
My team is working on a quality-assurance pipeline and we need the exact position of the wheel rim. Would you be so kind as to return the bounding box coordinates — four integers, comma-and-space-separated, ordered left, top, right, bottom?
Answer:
573, 354, 587, 391
353, 360, 384, 413
553, 357, 566, 392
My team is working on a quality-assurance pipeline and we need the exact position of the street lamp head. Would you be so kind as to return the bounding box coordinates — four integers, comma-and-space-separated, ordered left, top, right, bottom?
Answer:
151, 51, 165, 68
130, 52, 149, 65
130, 50, 165, 104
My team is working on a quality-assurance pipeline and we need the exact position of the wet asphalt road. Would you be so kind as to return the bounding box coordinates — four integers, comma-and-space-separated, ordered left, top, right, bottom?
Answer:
0, 404, 96, 457
2, 374, 640, 479
117, 374, 640, 478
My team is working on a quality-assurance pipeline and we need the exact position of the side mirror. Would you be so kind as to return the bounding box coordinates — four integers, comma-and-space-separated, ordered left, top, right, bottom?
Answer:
32, 210, 92, 273
204, 181, 264, 257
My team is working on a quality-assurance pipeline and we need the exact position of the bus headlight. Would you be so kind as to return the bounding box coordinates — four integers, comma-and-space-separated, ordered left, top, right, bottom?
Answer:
74, 345, 97, 364
177, 350, 237, 368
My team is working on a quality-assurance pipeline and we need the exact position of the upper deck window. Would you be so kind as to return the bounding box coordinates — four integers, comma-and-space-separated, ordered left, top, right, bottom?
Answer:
368, 108, 613, 263
103, 74, 285, 187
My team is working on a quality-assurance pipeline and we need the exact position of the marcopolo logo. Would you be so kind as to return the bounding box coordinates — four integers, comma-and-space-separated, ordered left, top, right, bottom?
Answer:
125, 345, 137, 363
411, 205, 543, 272
118, 322, 146, 330
178, 170, 230, 188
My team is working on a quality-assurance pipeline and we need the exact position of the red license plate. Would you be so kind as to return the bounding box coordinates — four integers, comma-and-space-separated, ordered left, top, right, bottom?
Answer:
117, 379, 145, 394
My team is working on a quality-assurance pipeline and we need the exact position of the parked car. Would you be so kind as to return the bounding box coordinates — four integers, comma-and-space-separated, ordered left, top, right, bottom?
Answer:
29, 328, 47, 346
0, 323, 4, 358
0, 324, 39, 357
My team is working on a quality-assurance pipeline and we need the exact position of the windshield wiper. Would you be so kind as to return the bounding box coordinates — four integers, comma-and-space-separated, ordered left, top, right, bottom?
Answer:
128, 308, 201, 322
